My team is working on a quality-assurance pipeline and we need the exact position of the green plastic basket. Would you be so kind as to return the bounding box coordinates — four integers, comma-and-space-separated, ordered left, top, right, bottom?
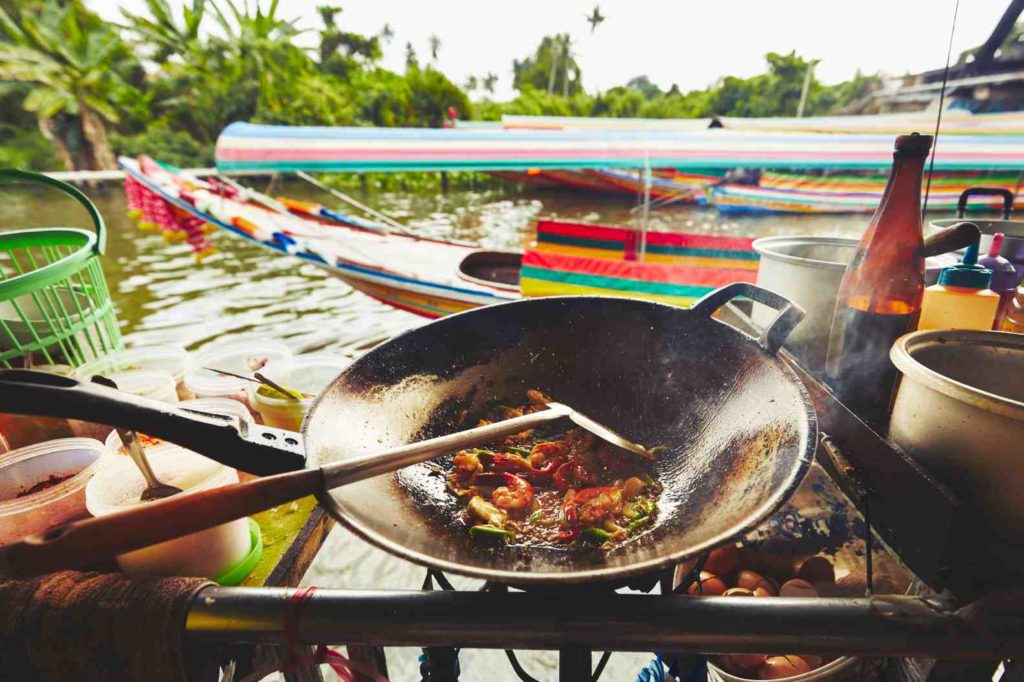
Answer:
0, 169, 122, 368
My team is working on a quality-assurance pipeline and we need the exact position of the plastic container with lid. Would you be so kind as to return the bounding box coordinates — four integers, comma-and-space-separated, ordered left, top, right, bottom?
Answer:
0, 437, 108, 546
85, 443, 252, 578
978, 233, 1023, 329
184, 338, 292, 418
70, 369, 179, 441
917, 241, 1000, 331
247, 354, 350, 431
76, 345, 193, 400
103, 397, 254, 456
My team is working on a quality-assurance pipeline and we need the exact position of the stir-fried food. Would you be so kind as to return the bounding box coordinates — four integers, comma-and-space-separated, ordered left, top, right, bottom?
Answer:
446, 390, 662, 549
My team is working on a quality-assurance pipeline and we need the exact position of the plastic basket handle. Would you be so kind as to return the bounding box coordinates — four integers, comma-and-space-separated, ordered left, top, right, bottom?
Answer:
0, 169, 106, 255
956, 187, 1014, 221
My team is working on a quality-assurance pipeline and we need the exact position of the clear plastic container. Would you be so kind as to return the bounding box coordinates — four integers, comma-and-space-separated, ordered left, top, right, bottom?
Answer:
70, 369, 179, 442
85, 443, 251, 578
0, 437, 108, 545
184, 338, 293, 419
247, 354, 350, 431
103, 397, 254, 456
76, 345, 193, 400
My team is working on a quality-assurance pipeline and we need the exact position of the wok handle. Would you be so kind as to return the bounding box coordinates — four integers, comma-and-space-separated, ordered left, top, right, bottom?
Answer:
0, 370, 306, 475
957, 187, 1014, 220
923, 221, 981, 258
0, 468, 324, 579
692, 283, 805, 355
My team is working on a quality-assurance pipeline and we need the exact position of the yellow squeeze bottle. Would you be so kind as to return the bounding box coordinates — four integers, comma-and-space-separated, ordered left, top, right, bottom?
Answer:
918, 241, 1000, 331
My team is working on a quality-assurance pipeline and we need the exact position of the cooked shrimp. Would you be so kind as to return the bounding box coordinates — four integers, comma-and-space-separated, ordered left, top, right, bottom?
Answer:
526, 389, 551, 405
491, 473, 534, 511
529, 441, 567, 468
453, 451, 483, 479
621, 477, 646, 500
573, 487, 624, 526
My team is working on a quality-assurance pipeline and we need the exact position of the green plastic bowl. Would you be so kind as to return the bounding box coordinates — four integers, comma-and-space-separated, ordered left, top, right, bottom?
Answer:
214, 518, 263, 586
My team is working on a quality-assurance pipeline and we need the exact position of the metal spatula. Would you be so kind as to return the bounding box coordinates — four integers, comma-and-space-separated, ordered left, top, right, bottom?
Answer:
115, 427, 182, 501
0, 401, 651, 577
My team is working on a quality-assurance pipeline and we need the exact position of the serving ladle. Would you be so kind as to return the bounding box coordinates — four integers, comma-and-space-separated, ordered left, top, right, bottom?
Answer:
0, 401, 650, 578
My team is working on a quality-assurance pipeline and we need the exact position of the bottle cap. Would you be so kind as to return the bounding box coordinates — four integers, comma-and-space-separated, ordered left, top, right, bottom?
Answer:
894, 133, 934, 158
938, 240, 993, 289
977, 233, 1021, 292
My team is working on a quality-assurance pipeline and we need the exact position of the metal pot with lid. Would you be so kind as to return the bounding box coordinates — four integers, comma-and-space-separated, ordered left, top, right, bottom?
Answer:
928, 187, 1024, 276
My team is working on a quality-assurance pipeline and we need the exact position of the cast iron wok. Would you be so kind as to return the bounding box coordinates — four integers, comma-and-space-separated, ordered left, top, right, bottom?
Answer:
0, 283, 816, 585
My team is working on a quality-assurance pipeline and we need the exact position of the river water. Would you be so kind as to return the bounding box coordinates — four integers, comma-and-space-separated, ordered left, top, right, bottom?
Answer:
0, 179, 926, 681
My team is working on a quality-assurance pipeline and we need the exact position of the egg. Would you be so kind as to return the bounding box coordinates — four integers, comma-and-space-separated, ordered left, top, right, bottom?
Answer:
722, 587, 755, 597
780, 578, 818, 598
704, 543, 739, 577
797, 556, 836, 585
752, 586, 775, 598
688, 571, 727, 596
716, 653, 767, 673
758, 655, 812, 679
737, 569, 776, 595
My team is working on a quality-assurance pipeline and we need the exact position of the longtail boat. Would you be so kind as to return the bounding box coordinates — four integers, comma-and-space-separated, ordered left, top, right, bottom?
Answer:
121, 157, 758, 318
711, 170, 1022, 215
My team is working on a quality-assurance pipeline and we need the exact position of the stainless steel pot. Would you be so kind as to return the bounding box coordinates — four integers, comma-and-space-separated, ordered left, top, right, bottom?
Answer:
927, 187, 1024, 270
751, 237, 946, 376
890, 330, 1024, 543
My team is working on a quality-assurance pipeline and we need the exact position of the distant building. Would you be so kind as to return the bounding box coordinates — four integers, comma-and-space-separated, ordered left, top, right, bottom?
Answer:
855, 0, 1024, 114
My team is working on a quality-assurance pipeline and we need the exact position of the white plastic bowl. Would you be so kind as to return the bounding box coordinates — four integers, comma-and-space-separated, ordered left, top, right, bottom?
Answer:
70, 368, 179, 442
85, 444, 251, 578
0, 438, 108, 546
184, 338, 292, 418
247, 354, 350, 431
76, 345, 192, 400
103, 397, 254, 456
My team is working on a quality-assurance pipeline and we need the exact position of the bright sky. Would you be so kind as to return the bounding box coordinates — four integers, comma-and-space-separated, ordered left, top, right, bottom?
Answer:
97, 0, 1011, 101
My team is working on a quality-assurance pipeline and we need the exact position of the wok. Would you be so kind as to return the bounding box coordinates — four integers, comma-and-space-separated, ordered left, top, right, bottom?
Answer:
0, 283, 816, 585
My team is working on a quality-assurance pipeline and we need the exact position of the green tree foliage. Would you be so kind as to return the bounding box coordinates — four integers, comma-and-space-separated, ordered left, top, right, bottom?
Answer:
0, 0, 145, 169
513, 34, 583, 97
0, 2, 885, 171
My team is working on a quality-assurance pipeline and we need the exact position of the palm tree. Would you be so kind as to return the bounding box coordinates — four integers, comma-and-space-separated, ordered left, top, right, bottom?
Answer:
379, 23, 394, 44
464, 75, 478, 92
546, 36, 561, 95
483, 72, 497, 95
0, 0, 140, 170
405, 40, 417, 70
585, 5, 605, 33
120, 0, 207, 63
428, 33, 441, 62
559, 34, 574, 97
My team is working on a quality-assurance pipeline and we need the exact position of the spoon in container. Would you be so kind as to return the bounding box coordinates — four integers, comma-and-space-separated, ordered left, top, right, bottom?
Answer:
91, 376, 182, 501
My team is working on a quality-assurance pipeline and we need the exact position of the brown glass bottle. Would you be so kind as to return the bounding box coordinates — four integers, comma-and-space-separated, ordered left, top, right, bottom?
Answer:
825, 133, 932, 429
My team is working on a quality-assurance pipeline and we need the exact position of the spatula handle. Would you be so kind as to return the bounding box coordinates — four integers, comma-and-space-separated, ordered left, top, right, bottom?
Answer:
0, 468, 324, 579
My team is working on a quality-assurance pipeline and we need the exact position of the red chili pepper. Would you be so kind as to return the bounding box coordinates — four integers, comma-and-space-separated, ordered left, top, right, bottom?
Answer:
555, 503, 578, 542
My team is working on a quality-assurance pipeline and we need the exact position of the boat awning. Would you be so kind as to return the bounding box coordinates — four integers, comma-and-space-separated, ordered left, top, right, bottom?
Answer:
215, 122, 1024, 173
501, 111, 1024, 136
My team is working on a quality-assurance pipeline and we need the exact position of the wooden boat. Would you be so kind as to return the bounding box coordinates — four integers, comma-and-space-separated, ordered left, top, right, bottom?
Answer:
121, 157, 758, 318
711, 170, 1022, 215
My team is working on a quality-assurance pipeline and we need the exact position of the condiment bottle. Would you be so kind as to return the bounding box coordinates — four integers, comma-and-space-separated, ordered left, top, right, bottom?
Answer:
1000, 287, 1024, 333
977, 233, 1022, 329
917, 241, 999, 331
825, 133, 932, 429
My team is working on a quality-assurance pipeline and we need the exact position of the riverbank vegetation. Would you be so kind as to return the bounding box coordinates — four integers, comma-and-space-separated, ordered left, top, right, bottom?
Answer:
1, 0, 882, 172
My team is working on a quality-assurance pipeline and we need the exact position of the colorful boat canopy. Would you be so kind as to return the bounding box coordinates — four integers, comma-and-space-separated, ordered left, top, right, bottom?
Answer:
216, 122, 1024, 173
501, 111, 1024, 136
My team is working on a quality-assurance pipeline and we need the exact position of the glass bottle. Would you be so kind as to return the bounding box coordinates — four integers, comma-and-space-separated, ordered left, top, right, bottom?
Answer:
825, 133, 932, 429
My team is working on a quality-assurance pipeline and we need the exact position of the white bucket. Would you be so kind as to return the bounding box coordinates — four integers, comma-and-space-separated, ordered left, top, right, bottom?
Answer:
85, 444, 251, 578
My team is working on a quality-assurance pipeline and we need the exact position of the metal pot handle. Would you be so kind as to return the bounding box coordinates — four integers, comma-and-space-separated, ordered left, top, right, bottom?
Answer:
0, 369, 306, 475
692, 282, 805, 356
957, 187, 1014, 220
